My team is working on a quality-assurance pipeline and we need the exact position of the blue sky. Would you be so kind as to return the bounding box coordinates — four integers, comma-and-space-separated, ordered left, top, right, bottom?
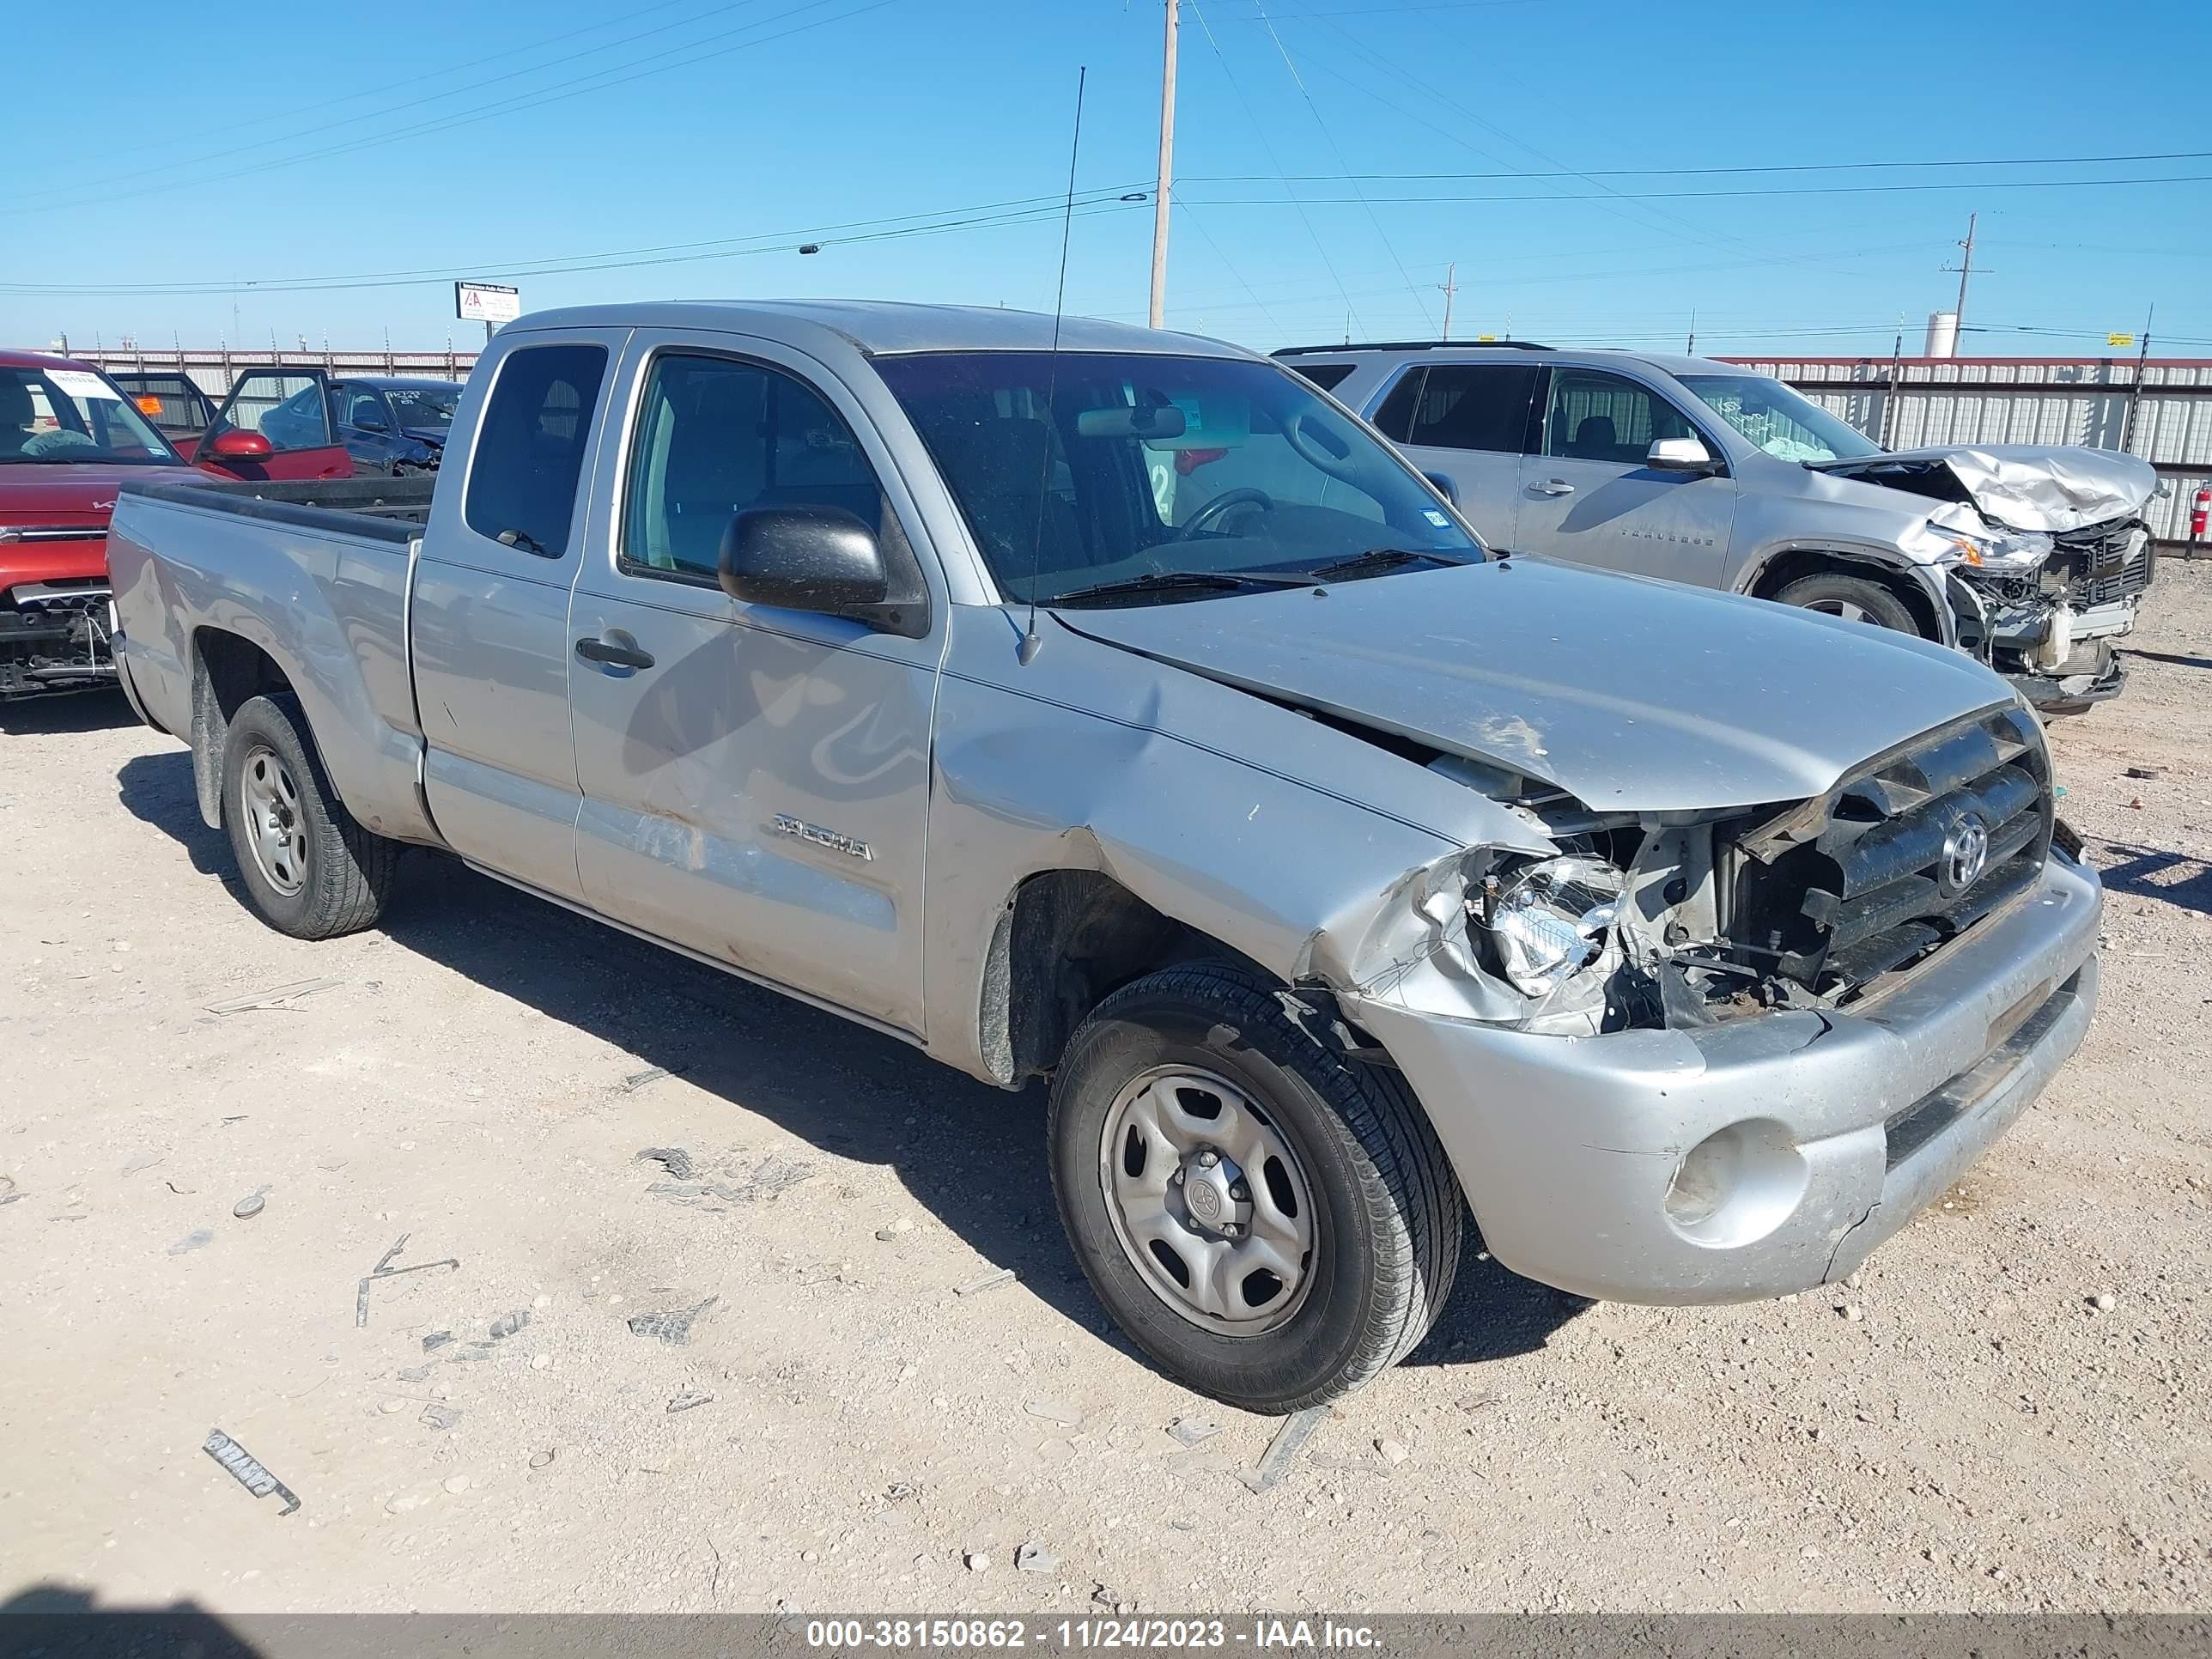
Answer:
7, 0, 2209, 357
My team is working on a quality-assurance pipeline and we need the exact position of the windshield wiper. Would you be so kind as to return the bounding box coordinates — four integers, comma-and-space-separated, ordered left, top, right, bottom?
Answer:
1047, 568, 1312, 607
1305, 547, 1472, 582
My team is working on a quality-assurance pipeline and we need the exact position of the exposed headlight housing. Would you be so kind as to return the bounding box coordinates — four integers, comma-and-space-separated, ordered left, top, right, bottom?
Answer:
1905, 514, 2051, 573
1479, 855, 1625, 998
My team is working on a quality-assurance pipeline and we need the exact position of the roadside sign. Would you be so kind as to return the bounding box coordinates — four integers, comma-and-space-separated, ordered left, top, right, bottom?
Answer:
456, 282, 521, 325
2108, 332, 2135, 349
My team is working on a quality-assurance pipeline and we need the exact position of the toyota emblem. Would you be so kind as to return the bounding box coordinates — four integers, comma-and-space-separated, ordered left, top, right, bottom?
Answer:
1941, 813, 1990, 896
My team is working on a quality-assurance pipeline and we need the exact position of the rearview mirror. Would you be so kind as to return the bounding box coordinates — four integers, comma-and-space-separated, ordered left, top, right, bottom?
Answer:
719, 506, 890, 618
1648, 436, 1716, 472
207, 429, 274, 459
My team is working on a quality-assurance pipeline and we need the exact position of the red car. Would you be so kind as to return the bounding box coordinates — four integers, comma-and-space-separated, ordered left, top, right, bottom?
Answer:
0, 353, 352, 699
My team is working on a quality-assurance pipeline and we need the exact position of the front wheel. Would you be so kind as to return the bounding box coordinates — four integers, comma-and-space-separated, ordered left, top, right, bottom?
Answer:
1048, 963, 1461, 1413
220, 694, 398, 939
1772, 572, 1920, 632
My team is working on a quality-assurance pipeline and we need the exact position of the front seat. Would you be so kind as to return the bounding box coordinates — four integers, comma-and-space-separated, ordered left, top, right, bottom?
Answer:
1570, 414, 1618, 461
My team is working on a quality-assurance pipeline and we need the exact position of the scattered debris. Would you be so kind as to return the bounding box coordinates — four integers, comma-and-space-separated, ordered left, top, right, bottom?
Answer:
623, 1065, 685, 1092
647, 1154, 817, 1209
529, 1449, 556, 1470
667, 1389, 715, 1414
2125, 765, 2166, 781
532, 1352, 551, 1371
121, 1152, 164, 1177
397, 1364, 432, 1382
356, 1233, 460, 1328
379, 1398, 408, 1415
205, 977, 345, 1016
442, 1474, 471, 1495
635, 1146, 698, 1181
1168, 1417, 1222, 1448
953, 1267, 1016, 1297
422, 1332, 453, 1353
233, 1189, 267, 1220
164, 1182, 194, 1196
874, 1218, 915, 1241
168, 1229, 214, 1255
1024, 1399, 1083, 1427
964, 1551, 991, 1572
489, 1310, 532, 1340
421, 1403, 464, 1431
1239, 1405, 1328, 1494
2129, 797, 2146, 811
450, 1343, 496, 1363
1376, 1437, 1410, 1468
884, 1482, 917, 1502
2092, 1291, 2118, 1312
204, 1429, 301, 1516
1842, 1304, 1865, 1322
628, 1295, 720, 1346
1015, 1541, 1058, 1575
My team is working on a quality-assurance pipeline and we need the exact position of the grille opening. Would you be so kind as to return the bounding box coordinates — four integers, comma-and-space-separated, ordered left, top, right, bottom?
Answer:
1723, 705, 2052, 1002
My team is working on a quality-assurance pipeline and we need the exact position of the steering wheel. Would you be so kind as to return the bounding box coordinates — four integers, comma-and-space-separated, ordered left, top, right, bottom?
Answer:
1176, 487, 1274, 540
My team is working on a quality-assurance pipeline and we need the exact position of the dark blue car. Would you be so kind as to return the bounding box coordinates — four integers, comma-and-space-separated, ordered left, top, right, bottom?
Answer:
329, 376, 463, 475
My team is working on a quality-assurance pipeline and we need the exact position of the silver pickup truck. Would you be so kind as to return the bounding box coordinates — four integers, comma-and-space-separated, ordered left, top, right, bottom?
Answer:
109, 301, 2101, 1412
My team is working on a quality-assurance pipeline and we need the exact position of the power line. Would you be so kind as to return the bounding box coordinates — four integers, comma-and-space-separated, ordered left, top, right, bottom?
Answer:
1182, 147, 2212, 183
0, 189, 1152, 299
1176, 172, 2212, 205
2, 0, 902, 220
0, 0, 785, 210
1183, 0, 1365, 334
1249, 0, 1436, 331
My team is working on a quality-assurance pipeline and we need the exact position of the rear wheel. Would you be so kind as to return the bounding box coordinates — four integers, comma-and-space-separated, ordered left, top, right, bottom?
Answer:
1772, 572, 1920, 632
220, 695, 398, 939
1048, 963, 1461, 1413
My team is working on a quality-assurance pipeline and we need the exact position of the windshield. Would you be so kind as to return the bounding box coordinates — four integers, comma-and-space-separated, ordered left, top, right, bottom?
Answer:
385, 385, 460, 429
1, 365, 181, 465
1676, 374, 1883, 464
876, 350, 1480, 605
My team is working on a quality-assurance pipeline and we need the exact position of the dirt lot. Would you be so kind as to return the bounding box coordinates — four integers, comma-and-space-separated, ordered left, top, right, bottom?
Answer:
3, 568, 2209, 1618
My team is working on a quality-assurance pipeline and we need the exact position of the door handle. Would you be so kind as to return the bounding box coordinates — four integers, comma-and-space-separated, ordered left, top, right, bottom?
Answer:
1530, 478, 1576, 497
575, 636, 655, 671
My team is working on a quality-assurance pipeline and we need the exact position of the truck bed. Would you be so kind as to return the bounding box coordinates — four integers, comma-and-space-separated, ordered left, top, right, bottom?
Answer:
108, 472, 442, 848
123, 474, 436, 539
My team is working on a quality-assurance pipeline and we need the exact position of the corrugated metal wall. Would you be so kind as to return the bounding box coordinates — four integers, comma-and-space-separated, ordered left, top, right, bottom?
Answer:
62, 346, 480, 403
1724, 355, 2212, 549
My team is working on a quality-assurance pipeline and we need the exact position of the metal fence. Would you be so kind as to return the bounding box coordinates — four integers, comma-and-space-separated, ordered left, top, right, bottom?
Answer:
1723, 354, 2212, 550
58, 345, 481, 403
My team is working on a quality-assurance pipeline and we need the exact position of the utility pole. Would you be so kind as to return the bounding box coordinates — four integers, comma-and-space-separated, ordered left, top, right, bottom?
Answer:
2124, 303, 2155, 452
1147, 0, 1179, 330
1686, 310, 1696, 355
1437, 262, 1458, 341
1944, 211, 1979, 335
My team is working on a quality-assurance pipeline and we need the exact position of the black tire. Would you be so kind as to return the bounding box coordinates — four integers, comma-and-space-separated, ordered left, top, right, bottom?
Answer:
1772, 572, 1920, 633
1048, 963, 1461, 1413
219, 694, 398, 939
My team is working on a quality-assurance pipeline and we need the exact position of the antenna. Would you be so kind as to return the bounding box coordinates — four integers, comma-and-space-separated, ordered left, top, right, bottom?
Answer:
1018, 64, 1087, 669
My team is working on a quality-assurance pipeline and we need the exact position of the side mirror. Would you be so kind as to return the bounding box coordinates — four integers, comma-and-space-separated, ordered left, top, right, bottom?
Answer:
207, 428, 274, 459
719, 506, 889, 617
1422, 470, 1460, 506
355, 415, 389, 433
1648, 436, 1716, 473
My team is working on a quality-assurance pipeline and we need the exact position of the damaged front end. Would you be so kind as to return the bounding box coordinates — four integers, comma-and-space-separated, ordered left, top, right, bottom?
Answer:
1815, 445, 2159, 714
1344, 701, 2054, 1042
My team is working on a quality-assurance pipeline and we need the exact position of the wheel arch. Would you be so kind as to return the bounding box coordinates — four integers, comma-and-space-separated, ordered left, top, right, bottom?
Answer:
1741, 545, 1948, 642
189, 629, 300, 831
980, 869, 1279, 1087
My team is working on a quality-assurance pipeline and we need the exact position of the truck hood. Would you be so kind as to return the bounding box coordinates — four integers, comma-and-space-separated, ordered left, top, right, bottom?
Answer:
0, 463, 210, 525
1811, 444, 2156, 534
1055, 559, 2011, 813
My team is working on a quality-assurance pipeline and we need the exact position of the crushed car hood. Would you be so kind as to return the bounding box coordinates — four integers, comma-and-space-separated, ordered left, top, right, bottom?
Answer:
1057, 560, 2010, 813
1813, 444, 2156, 533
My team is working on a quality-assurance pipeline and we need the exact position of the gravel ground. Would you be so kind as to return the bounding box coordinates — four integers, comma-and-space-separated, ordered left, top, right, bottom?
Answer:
3, 568, 2208, 1617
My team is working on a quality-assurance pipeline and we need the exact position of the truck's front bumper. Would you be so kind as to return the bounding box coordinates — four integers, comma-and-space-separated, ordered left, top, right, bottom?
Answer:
1349, 851, 2101, 1304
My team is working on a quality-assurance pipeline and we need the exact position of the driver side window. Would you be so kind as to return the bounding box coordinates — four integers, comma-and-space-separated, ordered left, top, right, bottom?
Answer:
621, 352, 890, 583
1541, 369, 1695, 464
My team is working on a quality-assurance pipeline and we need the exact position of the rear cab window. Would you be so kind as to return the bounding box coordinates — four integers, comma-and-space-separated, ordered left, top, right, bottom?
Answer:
463, 344, 611, 557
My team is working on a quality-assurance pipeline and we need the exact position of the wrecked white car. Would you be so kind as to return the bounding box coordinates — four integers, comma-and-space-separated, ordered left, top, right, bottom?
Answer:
1282, 343, 2159, 714
107, 301, 2100, 1412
